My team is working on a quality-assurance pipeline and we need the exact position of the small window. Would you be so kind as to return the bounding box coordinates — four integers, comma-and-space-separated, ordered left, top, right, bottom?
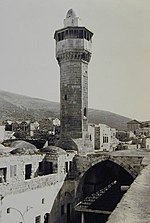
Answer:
0, 168, 7, 183
58, 33, 61, 41
65, 30, 68, 38
87, 32, 89, 40
103, 136, 105, 143
84, 107, 87, 117
7, 208, 10, 214
35, 215, 41, 223
64, 95, 67, 100
10, 165, 17, 177
69, 161, 72, 172
65, 162, 69, 173
59, 32, 64, 41
81, 53, 86, 60
44, 161, 53, 175
42, 198, 45, 204
84, 30, 87, 39
74, 29, 78, 38
103, 136, 108, 143
90, 134, 92, 141
25, 164, 32, 180
79, 30, 83, 38
69, 29, 73, 37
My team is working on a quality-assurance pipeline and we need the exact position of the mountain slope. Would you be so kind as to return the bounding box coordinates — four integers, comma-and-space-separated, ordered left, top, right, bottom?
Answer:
88, 109, 130, 130
0, 90, 131, 130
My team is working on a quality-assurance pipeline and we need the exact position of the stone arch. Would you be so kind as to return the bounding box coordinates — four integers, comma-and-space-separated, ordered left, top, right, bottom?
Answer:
75, 156, 137, 205
79, 156, 138, 180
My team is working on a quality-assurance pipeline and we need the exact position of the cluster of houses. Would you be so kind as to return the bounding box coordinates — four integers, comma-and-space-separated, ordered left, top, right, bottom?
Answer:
0, 118, 60, 143
126, 119, 150, 149
0, 117, 149, 223
115, 119, 150, 150
0, 118, 150, 152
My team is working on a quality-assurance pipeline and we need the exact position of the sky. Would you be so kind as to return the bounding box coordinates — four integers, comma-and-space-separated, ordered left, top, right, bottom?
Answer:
0, 0, 150, 121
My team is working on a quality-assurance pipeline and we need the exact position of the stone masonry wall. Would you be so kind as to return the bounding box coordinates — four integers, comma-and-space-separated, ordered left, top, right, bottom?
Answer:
60, 60, 88, 139
75, 153, 144, 181
0, 152, 76, 223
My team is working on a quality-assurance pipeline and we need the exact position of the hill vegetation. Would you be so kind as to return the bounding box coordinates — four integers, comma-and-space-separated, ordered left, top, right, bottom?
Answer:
0, 90, 131, 130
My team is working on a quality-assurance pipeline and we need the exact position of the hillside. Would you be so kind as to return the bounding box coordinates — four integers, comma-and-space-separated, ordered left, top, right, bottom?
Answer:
0, 90, 131, 130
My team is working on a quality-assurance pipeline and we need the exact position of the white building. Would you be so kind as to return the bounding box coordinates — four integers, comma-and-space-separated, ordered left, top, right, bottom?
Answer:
88, 123, 119, 152
0, 126, 5, 143
30, 121, 40, 137
145, 138, 150, 150
0, 141, 76, 223
52, 118, 60, 127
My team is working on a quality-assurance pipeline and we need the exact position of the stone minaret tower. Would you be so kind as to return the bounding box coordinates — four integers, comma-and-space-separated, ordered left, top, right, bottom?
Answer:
54, 9, 93, 140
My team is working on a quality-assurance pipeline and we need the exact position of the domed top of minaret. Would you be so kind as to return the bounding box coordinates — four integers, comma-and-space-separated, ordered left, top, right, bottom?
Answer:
64, 9, 79, 27
66, 9, 76, 18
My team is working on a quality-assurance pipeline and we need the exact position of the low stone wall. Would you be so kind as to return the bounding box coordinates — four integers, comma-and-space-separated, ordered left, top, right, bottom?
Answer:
0, 173, 67, 197
107, 163, 150, 223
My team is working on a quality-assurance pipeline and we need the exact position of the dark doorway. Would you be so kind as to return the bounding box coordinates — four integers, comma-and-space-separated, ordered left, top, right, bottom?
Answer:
44, 161, 53, 175
67, 203, 71, 222
25, 164, 32, 180
44, 213, 50, 223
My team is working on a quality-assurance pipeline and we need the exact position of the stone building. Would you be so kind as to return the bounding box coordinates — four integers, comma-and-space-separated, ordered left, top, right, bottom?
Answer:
30, 121, 40, 137
141, 137, 150, 150
145, 137, 150, 149
135, 127, 150, 137
127, 119, 141, 132
0, 141, 76, 223
54, 9, 93, 151
88, 123, 119, 151
38, 118, 53, 133
4, 120, 31, 139
0, 126, 5, 143
116, 130, 135, 142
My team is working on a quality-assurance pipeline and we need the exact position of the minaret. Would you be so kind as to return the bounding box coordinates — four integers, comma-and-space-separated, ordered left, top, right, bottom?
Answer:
54, 9, 93, 141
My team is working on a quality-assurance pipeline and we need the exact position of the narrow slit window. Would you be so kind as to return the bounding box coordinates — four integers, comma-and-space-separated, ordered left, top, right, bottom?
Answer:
84, 107, 87, 117
64, 95, 67, 100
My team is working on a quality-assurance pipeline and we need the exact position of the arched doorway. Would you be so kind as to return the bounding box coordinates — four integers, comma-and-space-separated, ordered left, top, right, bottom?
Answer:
76, 160, 134, 223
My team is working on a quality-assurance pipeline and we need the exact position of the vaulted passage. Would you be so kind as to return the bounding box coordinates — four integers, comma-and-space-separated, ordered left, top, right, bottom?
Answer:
75, 160, 134, 223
